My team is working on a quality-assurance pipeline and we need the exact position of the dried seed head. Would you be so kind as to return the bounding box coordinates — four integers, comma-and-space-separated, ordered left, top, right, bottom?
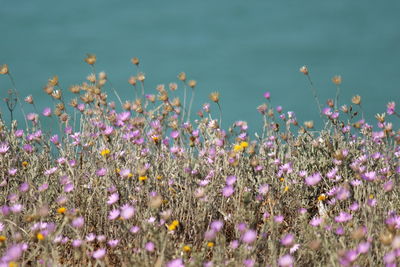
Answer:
332, 75, 342, 85
299, 66, 308, 75
341, 104, 349, 113
327, 99, 334, 108
169, 82, 178, 91
128, 76, 137, 86
56, 103, 65, 111
380, 231, 394, 246
188, 80, 197, 88
131, 57, 140, 66
158, 91, 169, 102
87, 73, 96, 83
60, 113, 69, 122
98, 79, 106, 87
54, 108, 62, 117
48, 76, 59, 86
0, 64, 9, 75
209, 92, 220, 103
171, 97, 181, 107
351, 95, 361, 105
24, 95, 34, 104
44, 86, 54, 95
149, 195, 163, 209
123, 101, 131, 110
304, 121, 314, 129
51, 90, 62, 100
69, 85, 80, 94
375, 113, 385, 123
98, 71, 107, 80
178, 72, 186, 81
137, 72, 145, 82
69, 98, 78, 108
84, 54, 96, 65
156, 84, 165, 92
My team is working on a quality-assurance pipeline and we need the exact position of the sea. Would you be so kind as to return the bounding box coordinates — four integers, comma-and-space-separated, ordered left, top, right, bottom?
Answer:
1, 0, 399, 135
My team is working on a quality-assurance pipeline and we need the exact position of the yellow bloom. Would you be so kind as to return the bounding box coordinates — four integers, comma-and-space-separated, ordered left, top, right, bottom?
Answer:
233, 144, 243, 152
0, 235, 6, 242
37, 233, 44, 240
168, 220, 179, 231
139, 176, 147, 181
156, 175, 163, 180
100, 149, 110, 156
369, 194, 374, 199
207, 242, 214, 247
22, 161, 29, 167
183, 245, 191, 252
279, 177, 284, 182
9, 262, 18, 267
57, 207, 67, 214
115, 168, 120, 173
318, 194, 326, 201
240, 141, 249, 148
284, 186, 289, 192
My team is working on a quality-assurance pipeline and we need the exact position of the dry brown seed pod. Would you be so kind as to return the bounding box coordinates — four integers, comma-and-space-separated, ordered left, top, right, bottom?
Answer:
84, 54, 96, 65
0, 64, 9, 75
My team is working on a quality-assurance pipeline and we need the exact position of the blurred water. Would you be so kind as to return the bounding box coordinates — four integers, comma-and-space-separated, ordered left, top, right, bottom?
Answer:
1, 0, 399, 134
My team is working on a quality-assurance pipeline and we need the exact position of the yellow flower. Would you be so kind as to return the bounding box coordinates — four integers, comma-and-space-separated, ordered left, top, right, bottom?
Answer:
318, 194, 326, 201
182, 245, 191, 252
168, 220, 179, 231
156, 175, 163, 180
207, 242, 214, 247
37, 233, 44, 240
22, 161, 29, 167
100, 149, 110, 156
139, 176, 148, 181
369, 194, 374, 199
279, 177, 284, 182
233, 144, 243, 152
152, 136, 160, 143
9, 262, 18, 267
240, 141, 248, 148
284, 186, 289, 192
115, 168, 120, 173
57, 207, 67, 214
0, 235, 6, 242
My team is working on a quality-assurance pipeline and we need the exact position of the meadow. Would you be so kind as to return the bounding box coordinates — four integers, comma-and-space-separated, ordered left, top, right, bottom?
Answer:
0, 56, 399, 266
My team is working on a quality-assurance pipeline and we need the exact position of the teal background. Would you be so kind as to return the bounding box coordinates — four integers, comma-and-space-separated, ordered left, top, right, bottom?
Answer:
1, 0, 399, 133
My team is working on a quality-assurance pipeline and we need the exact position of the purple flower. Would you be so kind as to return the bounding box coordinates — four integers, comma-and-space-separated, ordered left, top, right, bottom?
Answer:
120, 204, 135, 219
305, 172, 321, 186
19, 182, 29, 192
243, 259, 255, 267
71, 217, 84, 228
387, 102, 395, 115
145, 242, 155, 252
170, 130, 180, 139
361, 171, 376, 181
107, 193, 119, 205
0, 143, 10, 154
38, 183, 49, 192
335, 212, 353, 223
204, 229, 216, 240
357, 242, 370, 254
92, 248, 106, 259
96, 168, 107, 176
281, 233, 294, 247
230, 240, 239, 249
72, 239, 83, 247
42, 107, 52, 117
259, 184, 269, 195
310, 217, 323, 227
242, 229, 257, 244
108, 209, 120, 220
263, 91, 271, 100
44, 167, 58, 176
222, 185, 234, 197
107, 239, 119, 247
130, 226, 140, 234
166, 258, 185, 267
225, 175, 237, 186
278, 254, 294, 267
210, 220, 224, 232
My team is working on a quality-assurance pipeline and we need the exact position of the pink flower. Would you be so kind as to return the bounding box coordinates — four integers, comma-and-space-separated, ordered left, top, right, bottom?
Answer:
166, 258, 185, 267
42, 107, 52, 117
145, 242, 155, 252
226, 176, 237, 186
335, 212, 353, 223
387, 102, 395, 115
305, 172, 321, 186
222, 185, 234, 197
120, 204, 135, 219
107, 239, 119, 247
71, 217, 84, 228
210, 220, 224, 232
108, 209, 120, 220
0, 143, 10, 154
96, 168, 107, 176
281, 233, 294, 247
263, 91, 271, 100
278, 254, 294, 267
92, 248, 106, 259
242, 229, 257, 244
107, 193, 119, 205
310, 217, 323, 227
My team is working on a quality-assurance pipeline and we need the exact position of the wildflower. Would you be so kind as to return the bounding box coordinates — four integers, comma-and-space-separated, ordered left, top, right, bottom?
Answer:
0, 235, 6, 242
351, 95, 361, 105
107, 239, 119, 247
281, 233, 294, 247
57, 207, 66, 214
284, 186, 289, 192
210, 220, 224, 232
92, 248, 106, 259
131, 57, 139, 65
242, 229, 257, 244
166, 258, 184, 267
168, 220, 179, 231
72, 239, 83, 247
209, 92, 220, 103
305, 172, 321, 186
42, 107, 52, 117
188, 80, 197, 88
130, 226, 140, 234
71, 217, 84, 228
387, 102, 395, 115
207, 242, 214, 247
310, 216, 323, 227
178, 72, 186, 81
119, 169, 133, 178
318, 194, 326, 201
108, 209, 120, 220
37, 233, 44, 240
0, 143, 10, 154
182, 245, 191, 252
120, 204, 135, 220
335, 212, 353, 223
138, 176, 148, 181
107, 193, 119, 205
225, 176, 237, 186
100, 149, 110, 156
96, 168, 107, 177
278, 254, 294, 267
145, 241, 155, 252
222, 185, 234, 197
